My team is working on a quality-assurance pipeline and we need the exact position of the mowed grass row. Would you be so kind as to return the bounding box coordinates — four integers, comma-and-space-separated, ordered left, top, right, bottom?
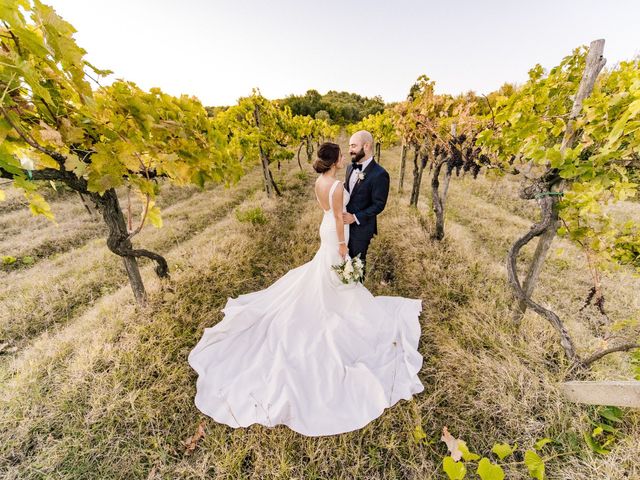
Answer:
0, 166, 316, 479
0, 169, 267, 349
440, 175, 640, 378
0, 204, 107, 274
0, 178, 229, 273
0, 166, 254, 272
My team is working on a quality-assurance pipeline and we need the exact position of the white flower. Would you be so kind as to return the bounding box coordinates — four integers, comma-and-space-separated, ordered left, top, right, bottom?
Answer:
344, 261, 354, 274
331, 253, 364, 285
356, 171, 366, 181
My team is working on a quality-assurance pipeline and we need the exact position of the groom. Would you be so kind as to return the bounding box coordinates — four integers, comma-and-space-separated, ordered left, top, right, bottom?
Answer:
342, 130, 390, 275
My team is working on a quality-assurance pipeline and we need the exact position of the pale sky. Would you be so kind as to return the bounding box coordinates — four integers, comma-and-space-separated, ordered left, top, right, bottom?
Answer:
45, 0, 640, 106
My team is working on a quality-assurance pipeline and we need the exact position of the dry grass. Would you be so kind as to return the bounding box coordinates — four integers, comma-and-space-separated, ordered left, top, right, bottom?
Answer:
0, 150, 638, 479
0, 171, 264, 349
0, 179, 225, 271
441, 172, 640, 379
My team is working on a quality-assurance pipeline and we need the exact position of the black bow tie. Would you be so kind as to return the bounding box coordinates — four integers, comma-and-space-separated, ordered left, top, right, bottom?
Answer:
352, 162, 363, 171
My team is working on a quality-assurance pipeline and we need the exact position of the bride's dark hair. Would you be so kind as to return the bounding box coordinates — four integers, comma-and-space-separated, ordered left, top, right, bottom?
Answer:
313, 142, 341, 173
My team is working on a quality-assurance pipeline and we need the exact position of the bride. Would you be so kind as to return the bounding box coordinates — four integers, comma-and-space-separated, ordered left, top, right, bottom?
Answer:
188, 142, 424, 437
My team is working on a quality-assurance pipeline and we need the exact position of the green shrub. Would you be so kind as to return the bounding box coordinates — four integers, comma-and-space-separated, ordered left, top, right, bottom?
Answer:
235, 207, 267, 225
2, 256, 17, 265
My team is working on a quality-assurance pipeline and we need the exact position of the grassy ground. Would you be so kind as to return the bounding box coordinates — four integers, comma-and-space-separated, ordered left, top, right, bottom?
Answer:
0, 146, 638, 479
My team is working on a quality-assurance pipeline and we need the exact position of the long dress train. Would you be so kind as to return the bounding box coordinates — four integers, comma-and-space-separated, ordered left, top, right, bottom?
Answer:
188, 179, 424, 436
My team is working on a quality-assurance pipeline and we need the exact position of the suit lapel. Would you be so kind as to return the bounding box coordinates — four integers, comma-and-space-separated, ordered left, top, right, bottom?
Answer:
352, 159, 376, 195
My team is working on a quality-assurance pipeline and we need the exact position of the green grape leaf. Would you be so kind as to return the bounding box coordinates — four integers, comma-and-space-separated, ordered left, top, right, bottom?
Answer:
534, 438, 552, 450
491, 442, 516, 460
412, 425, 427, 444
477, 457, 505, 480
458, 440, 481, 461
583, 431, 611, 455
599, 406, 623, 423
524, 450, 545, 480
442, 456, 467, 480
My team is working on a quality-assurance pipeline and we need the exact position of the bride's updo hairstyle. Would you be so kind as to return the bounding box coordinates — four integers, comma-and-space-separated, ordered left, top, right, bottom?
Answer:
313, 142, 341, 173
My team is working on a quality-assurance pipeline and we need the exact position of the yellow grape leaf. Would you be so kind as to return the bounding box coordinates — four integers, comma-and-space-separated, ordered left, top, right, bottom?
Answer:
534, 437, 552, 450
183, 420, 205, 455
146, 202, 162, 228
25, 191, 55, 221
60, 118, 85, 143
628, 98, 640, 116
64, 153, 87, 177
441, 426, 463, 462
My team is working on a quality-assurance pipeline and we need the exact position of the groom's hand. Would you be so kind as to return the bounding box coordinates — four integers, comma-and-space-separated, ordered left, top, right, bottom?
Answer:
342, 213, 356, 225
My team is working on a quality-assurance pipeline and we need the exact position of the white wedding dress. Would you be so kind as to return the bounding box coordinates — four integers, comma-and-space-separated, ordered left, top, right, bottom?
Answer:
188, 179, 424, 436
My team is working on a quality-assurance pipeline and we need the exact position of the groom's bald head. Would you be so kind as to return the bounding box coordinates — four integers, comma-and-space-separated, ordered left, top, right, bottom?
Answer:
349, 130, 374, 163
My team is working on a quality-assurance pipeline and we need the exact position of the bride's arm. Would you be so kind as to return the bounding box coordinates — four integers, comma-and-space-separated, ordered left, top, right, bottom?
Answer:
331, 183, 347, 254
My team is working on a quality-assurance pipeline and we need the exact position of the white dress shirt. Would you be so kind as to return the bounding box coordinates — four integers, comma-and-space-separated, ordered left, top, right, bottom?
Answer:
349, 156, 373, 225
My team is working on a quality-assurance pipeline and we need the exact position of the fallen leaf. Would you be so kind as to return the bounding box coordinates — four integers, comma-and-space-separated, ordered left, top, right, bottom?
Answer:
183, 420, 206, 455
441, 426, 463, 461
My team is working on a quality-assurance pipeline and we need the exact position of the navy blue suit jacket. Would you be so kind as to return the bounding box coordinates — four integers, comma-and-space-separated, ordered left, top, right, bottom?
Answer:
345, 159, 390, 239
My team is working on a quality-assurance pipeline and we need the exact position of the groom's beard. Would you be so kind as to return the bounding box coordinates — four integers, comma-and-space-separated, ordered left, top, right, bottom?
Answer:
350, 147, 365, 163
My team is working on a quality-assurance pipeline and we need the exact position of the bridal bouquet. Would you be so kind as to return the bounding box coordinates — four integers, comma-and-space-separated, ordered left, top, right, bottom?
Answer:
332, 254, 364, 284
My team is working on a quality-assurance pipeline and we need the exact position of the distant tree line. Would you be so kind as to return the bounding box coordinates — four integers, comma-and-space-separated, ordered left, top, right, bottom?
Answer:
279, 89, 385, 125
